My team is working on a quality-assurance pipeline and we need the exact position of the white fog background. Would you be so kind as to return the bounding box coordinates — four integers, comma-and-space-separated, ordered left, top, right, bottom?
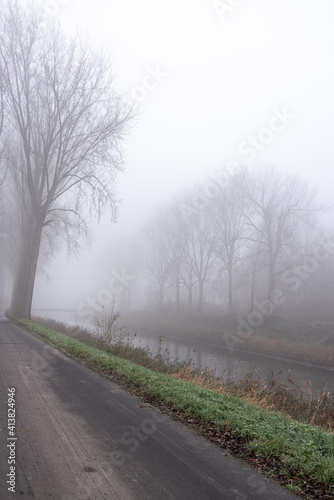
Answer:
31, 0, 334, 311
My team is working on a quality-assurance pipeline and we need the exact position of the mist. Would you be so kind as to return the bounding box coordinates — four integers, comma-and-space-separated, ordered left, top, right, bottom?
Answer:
1, 0, 334, 351
2, 5, 334, 497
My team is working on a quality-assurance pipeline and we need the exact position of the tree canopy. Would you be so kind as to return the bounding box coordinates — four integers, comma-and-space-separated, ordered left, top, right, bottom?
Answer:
0, 0, 133, 317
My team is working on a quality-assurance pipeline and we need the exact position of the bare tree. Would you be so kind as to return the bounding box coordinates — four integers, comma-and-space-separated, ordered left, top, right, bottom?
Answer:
181, 187, 218, 314
210, 174, 249, 313
162, 198, 190, 314
0, 53, 5, 206
0, 1, 133, 317
142, 210, 174, 311
238, 166, 321, 302
0, 44, 7, 309
137, 166, 329, 319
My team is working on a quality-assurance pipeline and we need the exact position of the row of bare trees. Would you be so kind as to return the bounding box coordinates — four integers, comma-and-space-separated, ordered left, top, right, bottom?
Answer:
140, 166, 332, 318
0, 1, 133, 317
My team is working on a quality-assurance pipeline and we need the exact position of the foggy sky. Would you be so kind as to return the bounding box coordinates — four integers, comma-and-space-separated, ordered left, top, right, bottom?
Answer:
33, 0, 334, 310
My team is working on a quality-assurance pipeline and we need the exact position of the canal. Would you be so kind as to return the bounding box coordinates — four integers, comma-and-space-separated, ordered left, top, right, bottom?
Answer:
131, 329, 334, 397
32, 309, 334, 398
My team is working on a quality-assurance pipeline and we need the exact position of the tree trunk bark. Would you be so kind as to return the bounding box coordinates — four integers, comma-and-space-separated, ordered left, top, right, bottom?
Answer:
188, 285, 192, 315
268, 258, 275, 300
10, 224, 42, 318
250, 266, 256, 312
228, 263, 233, 313
158, 282, 164, 311
198, 279, 204, 314
175, 271, 180, 314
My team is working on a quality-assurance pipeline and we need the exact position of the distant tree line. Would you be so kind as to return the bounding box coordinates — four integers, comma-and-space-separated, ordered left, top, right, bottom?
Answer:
136, 166, 334, 319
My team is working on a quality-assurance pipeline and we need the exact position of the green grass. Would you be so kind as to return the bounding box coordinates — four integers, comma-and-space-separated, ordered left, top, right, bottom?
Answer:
7, 312, 334, 499
27, 315, 334, 432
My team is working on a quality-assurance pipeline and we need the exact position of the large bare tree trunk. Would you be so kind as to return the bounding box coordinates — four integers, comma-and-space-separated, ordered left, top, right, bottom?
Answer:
0, 3, 132, 320
10, 224, 42, 318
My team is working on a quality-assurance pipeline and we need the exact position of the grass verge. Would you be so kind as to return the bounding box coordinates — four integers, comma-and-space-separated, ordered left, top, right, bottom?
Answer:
26, 316, 334, 433
7, 312, 334, 500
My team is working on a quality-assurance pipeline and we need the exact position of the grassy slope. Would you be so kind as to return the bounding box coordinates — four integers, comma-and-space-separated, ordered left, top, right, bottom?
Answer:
7, 313, 334, 499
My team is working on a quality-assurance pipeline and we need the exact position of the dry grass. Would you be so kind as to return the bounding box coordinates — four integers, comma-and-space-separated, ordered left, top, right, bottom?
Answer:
32, 316, 189, 374
241, 334, 334, 367
172, 366, 334, 432
33, 315, 334, 432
